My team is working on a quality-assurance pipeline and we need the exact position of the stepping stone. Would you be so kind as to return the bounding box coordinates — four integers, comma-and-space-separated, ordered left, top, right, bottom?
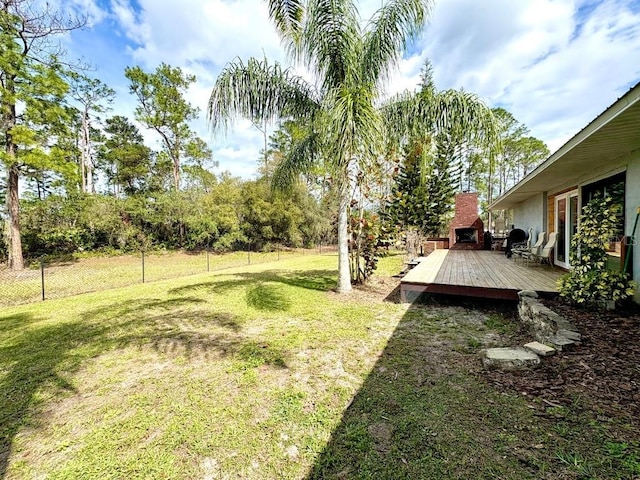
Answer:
482, 348, 541, 370
524, 341, 556, 356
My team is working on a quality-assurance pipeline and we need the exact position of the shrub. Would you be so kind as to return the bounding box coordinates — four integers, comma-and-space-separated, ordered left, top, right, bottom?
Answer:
558, 195, 636, 308
349, 210, 392, 284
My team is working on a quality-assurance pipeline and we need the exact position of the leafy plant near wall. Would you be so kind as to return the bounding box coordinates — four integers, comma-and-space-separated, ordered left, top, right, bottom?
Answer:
558, 195, 636, 308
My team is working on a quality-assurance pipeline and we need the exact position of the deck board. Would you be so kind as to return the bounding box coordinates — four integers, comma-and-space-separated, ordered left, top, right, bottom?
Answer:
400, 250, 562, 301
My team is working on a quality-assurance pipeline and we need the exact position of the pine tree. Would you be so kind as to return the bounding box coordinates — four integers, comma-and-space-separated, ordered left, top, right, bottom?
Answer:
386, 136, 457, 242
1, 3, 84, 269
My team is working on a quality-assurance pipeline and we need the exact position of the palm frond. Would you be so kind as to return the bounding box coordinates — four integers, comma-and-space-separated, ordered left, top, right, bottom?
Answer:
382, 88, 499, 151
266, 0, 305, 47
207, 57, 319, 134
420, 89, 499, 148
271, 130, 321, 190
323, 83, 383, 174
298, 0, 362, 91
362, 0, 432, 86
379, 90, 421, 141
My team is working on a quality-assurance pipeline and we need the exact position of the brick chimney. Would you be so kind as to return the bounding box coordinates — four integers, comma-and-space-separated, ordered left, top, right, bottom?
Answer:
449, 193, 484, 250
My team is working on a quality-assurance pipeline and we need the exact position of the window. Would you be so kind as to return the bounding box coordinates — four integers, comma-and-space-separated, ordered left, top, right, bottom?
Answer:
581, 172, 626, 270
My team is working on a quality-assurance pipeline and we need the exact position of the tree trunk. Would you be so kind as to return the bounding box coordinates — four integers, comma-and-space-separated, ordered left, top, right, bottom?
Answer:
336, 185, 352, 293
172, 158, 180, 191
488, 152, 494, 205
80, 150, 86, 192
158, 132, 180, 191
6, 163, 24, 270
81, 110, 93, 193
3, 73, 24, 270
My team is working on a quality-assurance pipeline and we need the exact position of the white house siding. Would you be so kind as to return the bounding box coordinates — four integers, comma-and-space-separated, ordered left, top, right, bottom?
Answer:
625, 151, 640, 303
512, 193, 546, 242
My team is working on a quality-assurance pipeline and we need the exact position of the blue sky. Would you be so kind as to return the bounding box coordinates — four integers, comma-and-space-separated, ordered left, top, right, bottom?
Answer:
57, 0, 640, 179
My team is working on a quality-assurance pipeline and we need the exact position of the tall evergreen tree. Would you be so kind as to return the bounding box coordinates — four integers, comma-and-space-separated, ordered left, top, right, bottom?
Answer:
386, 135, 457, 239
1, 3, 84, 269
100, 115, 152, 195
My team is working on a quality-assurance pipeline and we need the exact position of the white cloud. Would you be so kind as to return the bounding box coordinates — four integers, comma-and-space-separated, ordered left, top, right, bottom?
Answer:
36, 0, 107, 26
65, 0, 640, 178
421, 0, 640, 151
110, 0, 149, 44
100, 0, 288, 178
113, 0, 284, 69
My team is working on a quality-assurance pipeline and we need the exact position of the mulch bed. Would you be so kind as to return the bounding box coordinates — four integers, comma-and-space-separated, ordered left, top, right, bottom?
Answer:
484, 296, 640, 432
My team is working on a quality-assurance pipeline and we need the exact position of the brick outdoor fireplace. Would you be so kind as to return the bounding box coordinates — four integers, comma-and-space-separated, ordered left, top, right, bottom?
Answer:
449, 192, 484, 250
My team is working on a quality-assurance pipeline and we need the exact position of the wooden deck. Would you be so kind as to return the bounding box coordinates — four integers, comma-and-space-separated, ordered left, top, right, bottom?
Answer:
400, 250, 562, 302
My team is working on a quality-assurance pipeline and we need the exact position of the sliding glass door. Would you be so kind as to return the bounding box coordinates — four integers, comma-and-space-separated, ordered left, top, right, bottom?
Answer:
555, 191, 578, 268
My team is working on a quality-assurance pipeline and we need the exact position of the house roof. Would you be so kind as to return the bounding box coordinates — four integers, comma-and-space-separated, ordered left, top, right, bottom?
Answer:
490, 82, 640, 210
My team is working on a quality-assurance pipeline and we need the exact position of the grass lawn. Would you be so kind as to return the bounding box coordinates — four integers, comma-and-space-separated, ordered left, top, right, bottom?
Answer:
0, 248, 320, 307
1, 253, 637, 479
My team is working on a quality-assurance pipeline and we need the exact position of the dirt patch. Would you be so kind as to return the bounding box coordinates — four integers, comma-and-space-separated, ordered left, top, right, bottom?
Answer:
485, 297, 640, 432
367, 422, 394, 453
336, 276, 401, 303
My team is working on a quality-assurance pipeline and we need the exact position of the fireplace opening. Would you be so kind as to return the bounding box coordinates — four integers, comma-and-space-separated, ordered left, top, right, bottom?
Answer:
448, 192, 485, 250
455, 228, 477, 244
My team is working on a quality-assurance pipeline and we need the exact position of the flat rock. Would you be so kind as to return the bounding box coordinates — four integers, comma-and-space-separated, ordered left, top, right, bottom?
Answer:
557, 329, 582, 341
524, 341, 556, 356
555, 318, 579, 332
518, 290, 539, 299
531, 303, 553, 316
549, 335, 575, 351
482, 347, 541, 370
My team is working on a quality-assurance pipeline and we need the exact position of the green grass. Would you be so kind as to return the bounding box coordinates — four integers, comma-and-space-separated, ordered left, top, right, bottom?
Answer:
1, 253, 637, 479
0, 248, 325, 307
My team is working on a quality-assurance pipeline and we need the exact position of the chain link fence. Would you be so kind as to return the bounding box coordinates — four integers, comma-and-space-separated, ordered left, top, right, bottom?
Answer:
0, 245, 338, 307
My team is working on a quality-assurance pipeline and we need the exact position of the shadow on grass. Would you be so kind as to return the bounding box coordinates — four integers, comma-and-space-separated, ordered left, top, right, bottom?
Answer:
0, 295, 289, 478
0, 313, 41, 333
305, 293, 624, 480
169, 269, 336, 311
0, 312, 117, 478
246, 283, 292, 312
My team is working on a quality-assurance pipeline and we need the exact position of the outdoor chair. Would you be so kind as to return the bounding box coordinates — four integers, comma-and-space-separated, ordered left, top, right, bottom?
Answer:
513, 231, 545, 264
523, 232, 557, 266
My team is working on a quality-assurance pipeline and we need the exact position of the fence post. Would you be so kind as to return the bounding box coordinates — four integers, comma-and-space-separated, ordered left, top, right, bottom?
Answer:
141, 251, 145, 283
248, 243, 251, 265
207, 250, 210, 272
40, 257, 45, 301
277, 243, 280, 261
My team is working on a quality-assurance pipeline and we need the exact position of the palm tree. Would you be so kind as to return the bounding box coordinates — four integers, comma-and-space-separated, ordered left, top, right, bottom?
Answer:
208, 0, 497, 293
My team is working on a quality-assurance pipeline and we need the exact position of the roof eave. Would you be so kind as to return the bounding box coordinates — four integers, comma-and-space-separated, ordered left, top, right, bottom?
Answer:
490, 82, 640, 211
